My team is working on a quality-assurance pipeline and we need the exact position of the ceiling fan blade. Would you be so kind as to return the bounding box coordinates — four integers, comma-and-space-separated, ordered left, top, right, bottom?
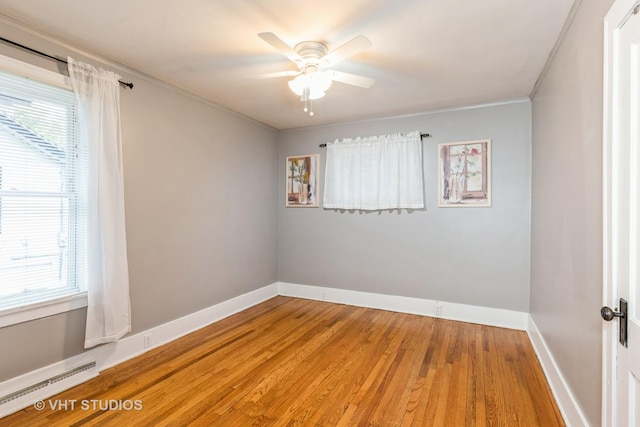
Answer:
330, 71, 375, 88
258, 32, 302, 65
323, 35, 372, 67
258, 70, 300, 79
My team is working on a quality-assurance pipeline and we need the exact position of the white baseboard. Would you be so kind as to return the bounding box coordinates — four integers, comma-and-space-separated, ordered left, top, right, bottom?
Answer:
0, 352, 98, 419
1, 281, 532, 419
276, 282, 528, 330
527, 315, 589, 427
0, 283, 278, 419
95, 283, 279, 371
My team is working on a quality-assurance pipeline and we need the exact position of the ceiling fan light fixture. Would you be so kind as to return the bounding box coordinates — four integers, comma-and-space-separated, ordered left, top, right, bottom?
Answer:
259, 32, 374, 117
288, 71, 333, 99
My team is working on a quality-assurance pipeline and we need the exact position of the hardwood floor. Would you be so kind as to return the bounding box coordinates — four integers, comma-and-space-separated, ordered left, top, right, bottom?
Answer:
2, 296, 564, 426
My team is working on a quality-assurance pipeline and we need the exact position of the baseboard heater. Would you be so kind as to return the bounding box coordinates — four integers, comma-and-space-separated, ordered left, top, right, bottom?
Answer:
0, 361, 96, 406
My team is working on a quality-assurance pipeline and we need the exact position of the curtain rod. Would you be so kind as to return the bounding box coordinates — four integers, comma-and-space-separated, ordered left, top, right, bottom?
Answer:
318, 133, 430, 148
0, 36, 134, 89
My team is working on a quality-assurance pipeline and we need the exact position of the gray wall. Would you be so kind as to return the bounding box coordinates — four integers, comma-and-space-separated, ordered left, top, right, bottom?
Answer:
530, 0, 614, 425
0, 23, 279, 381
1, 6, 609, 424
278, 101, 532, 311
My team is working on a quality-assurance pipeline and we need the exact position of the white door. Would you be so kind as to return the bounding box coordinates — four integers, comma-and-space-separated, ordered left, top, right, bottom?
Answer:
604, 1, 640, 426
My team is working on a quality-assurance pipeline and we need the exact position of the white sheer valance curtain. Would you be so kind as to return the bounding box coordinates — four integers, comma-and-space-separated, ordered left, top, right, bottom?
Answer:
323, 131, 425, 210
68, 57, 131, 349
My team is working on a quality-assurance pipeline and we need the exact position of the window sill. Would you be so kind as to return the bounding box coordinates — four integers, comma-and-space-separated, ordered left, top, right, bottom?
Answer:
0, 292, 88, 328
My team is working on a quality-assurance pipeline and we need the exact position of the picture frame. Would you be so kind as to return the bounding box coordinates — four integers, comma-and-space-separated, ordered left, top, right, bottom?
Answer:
438, 139, 491, 207
286, 154, 320, 207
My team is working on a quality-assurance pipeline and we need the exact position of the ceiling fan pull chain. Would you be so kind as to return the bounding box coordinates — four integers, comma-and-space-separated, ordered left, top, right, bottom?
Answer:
301, 88, 313, 116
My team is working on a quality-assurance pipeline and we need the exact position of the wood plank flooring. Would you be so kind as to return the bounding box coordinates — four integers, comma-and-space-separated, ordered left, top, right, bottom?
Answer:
2, 296, 565, 426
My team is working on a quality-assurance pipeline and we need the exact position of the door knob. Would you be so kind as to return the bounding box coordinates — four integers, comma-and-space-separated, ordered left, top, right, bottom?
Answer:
601, 306, 625, 321
601, 298, 628, 347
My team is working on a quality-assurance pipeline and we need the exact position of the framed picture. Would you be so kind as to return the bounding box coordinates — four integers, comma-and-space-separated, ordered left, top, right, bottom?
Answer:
286, 154, 320, 207
438, 139, 491, 207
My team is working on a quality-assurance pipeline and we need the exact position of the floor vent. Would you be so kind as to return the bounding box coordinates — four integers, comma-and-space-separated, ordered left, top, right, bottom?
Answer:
0, 361, 96, 406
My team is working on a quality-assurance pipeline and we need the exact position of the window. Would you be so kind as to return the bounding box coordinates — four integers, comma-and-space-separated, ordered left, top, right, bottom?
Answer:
0, 166, 3, 235
0, 57, 87, 320
323, 131, 425, 210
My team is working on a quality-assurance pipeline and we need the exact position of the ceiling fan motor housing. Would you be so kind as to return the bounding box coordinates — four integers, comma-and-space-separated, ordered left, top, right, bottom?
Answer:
294, 41, 329, 70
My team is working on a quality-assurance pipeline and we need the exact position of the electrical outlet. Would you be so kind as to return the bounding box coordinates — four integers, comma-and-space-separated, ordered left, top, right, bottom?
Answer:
144, 333, 151, 348
434, 302, 442, 316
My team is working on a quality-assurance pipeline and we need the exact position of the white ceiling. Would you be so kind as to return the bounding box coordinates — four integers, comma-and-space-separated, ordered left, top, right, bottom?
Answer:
0, 0, 575, 130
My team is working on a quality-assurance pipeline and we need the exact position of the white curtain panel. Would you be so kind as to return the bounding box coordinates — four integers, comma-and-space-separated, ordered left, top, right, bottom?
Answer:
68, 57, 131, 349
323, 131, 424, 210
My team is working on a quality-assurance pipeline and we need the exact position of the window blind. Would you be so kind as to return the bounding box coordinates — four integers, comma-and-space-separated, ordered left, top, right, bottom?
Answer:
0, 68, 87, 311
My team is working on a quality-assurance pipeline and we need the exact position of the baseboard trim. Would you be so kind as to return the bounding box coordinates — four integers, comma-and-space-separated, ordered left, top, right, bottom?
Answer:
526, 315, 589, 427
276, 282, 528, 330
0, 351, 98, 419
0, 283, 279, 419
95, 283, 279, 371
1, 281, 532, 419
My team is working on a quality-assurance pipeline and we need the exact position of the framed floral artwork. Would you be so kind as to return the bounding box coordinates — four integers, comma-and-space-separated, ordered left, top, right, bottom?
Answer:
286, 154, 320, 207
438, 139, 491, 207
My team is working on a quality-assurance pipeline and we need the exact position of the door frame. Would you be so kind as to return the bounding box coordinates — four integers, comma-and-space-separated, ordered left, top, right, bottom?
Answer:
603, 1, 640, 425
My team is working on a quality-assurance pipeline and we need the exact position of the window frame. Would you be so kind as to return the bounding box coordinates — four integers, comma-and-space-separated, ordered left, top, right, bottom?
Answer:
0, 54, 87, 327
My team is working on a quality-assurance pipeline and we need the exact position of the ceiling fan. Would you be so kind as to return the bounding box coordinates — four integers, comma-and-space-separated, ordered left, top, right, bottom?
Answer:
258, 32, 374, 115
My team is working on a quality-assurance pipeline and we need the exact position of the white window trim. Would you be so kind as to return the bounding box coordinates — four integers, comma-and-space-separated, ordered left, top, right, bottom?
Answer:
0, 53, 71, 89
0, 53, 87, 327
0, 292, 87, 328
